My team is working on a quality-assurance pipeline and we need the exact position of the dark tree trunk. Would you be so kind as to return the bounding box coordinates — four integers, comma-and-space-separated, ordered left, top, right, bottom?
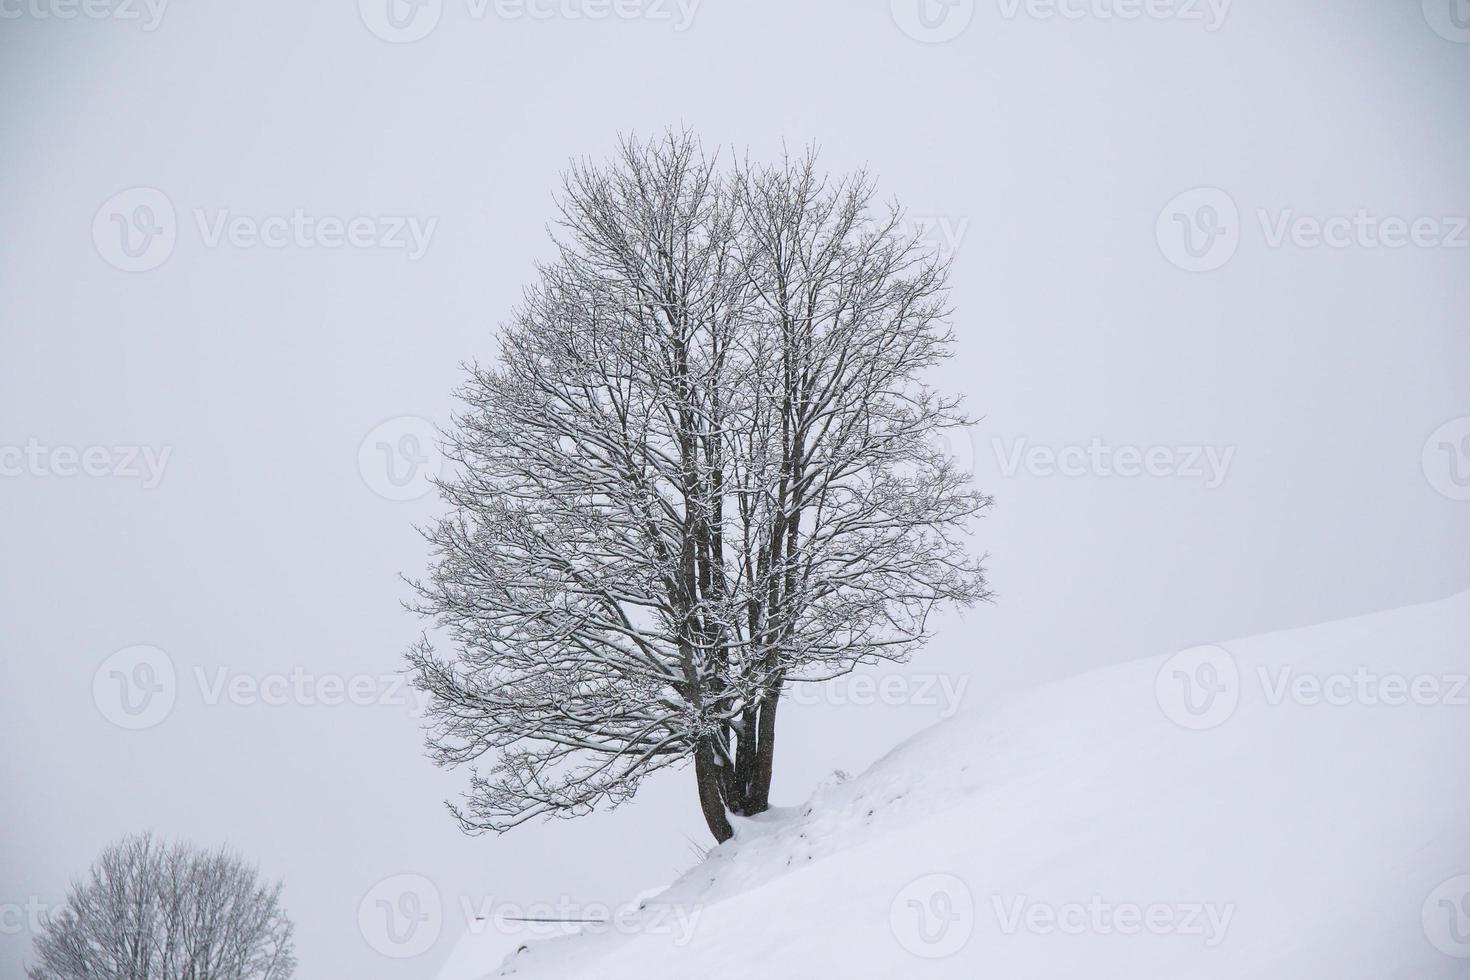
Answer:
745, 690, 780, 813
694, 739, 734, 842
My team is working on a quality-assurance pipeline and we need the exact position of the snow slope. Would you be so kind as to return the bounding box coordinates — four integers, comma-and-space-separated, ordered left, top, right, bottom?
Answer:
441, 591, 1470, 979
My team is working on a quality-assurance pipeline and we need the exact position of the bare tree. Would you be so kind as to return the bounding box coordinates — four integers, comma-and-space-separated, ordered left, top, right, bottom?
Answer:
28, 834, 295, 980
407, 131, 991, 843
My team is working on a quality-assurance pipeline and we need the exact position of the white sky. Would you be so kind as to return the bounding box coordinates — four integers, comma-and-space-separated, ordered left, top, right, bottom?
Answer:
3, 1, 1468, 976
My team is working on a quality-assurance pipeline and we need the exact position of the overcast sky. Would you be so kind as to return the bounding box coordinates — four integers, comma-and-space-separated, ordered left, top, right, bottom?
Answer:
3, 1, 1468, 976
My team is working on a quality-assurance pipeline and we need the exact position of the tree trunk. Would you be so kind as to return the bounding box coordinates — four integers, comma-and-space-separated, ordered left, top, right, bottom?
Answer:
746, 690, 780, 813
693, 740, 734, 842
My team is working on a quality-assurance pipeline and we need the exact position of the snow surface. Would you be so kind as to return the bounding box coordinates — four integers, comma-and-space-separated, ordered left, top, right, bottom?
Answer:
437, 591, 1470, 979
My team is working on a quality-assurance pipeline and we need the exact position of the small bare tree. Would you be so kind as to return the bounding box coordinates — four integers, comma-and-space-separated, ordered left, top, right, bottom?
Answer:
407, 131, 991, 842
28, 834, 295, 980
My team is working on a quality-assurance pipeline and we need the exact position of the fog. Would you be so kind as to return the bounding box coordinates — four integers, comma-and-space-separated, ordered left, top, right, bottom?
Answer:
3, 1, 1467, 975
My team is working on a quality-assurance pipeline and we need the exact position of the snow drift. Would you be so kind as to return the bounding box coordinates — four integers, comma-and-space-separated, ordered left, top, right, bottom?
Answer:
440, 591, 1470, 979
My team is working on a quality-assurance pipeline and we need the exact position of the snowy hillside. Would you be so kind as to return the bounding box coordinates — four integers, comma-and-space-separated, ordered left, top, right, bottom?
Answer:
439, 591, 1470, 979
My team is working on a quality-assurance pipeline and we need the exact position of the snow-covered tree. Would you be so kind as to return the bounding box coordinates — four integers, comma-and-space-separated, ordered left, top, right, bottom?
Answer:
407, 131, 991, 842
28, 834, 295, 980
